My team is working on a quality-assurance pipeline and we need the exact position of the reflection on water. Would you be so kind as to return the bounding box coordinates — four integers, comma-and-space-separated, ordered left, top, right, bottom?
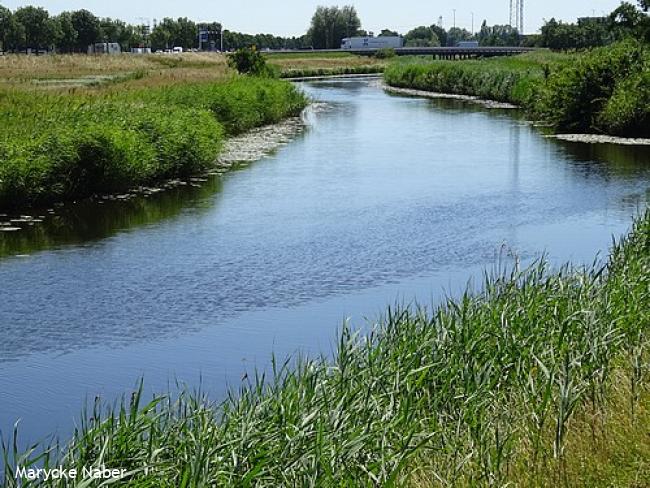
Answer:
1, 79, 649, 443
0, 178, 224, 258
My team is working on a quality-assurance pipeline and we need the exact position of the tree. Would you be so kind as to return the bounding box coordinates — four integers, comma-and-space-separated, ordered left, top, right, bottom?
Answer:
13, 6, 55, 52
54, 12, 77, 52
639, 0, 648, 11
477, 21, 520, 46
379, 28, 399, 37
174, 17, 197, 49
0, 4, 11, 51
430, 24, 448, 47
446, 27, 473, 46
71, 9, 101, 51
150, 19, 174, 50
308, 5, 361, 49
404, 26, 440, 47
609, 2, 644, 28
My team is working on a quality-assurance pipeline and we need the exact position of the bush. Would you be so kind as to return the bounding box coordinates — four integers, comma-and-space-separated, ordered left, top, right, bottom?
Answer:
535, 40, 648, 133
598, 70, 650, 137
227, 46, 276, 77
375, 47, 396, 59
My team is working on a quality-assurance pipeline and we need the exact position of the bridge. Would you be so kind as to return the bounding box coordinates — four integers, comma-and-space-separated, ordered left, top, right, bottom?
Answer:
266, 47, 536, 59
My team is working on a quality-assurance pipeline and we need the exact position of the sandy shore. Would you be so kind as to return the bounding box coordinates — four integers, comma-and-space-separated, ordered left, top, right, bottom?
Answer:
547, 134, 650, 146
382, 83, 519, 109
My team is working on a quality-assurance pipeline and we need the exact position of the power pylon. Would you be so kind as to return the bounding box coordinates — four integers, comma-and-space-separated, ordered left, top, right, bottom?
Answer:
509, 0, 524, 33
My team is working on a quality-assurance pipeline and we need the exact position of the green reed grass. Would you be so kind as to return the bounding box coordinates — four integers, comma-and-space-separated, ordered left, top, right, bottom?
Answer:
2, 211, 648, 487
0, 77, 307, 209
384, 41, 650, 137
280, 65, 385, 79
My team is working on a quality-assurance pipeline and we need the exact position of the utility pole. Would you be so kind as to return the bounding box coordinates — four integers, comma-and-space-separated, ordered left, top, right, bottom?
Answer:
221, 26, 224, 52
471, 12, 474, 35
453, 9, 456, 29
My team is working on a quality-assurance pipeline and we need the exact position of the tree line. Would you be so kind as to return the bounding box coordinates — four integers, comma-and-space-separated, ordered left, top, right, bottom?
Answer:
0, 4, 311, 53
531, 1, 649, 50
1, 2, 647, 54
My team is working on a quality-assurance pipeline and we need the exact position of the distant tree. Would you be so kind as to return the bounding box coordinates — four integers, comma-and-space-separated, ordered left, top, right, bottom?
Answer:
478, 21, 520, 46
71, 9, 101, 51
430, 24, 448, 46
14, 6, 55, 52
2, 13, 25, 52
149, 17, 197, 50
640, 0, 648, 11
0, 4, 12, 51
308, 5, 361, 49
150, 18, 174, 50
404, 26, 440, 47
446, 27, 473, 46
174, 17, 197, 48
54, 12, 78, 52
379, 28, 399, 37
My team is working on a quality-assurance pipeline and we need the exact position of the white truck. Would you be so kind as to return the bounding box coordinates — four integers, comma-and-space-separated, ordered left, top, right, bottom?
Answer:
341, 36, 403, 50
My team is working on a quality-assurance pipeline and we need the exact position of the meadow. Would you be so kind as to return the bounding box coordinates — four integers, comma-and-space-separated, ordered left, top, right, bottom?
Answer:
3, 210, 649, 487
384, 41, 650, 137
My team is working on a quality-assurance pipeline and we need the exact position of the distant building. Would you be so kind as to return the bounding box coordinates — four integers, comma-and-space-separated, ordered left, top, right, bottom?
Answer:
131, 47, 152, 54
341, 36, 403, 49
457, 41, 479, 48
88, 43, 121, 55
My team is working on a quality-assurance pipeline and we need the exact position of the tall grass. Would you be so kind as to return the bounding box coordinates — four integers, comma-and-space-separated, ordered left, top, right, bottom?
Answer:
0, 77, 307, 208
280, 65, 385, 79
383, 51, 571, 106
384, 42, 650, 137
3, 211, 648, 487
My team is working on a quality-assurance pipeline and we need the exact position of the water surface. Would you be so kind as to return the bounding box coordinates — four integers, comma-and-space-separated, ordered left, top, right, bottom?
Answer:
1, 79, 649, 443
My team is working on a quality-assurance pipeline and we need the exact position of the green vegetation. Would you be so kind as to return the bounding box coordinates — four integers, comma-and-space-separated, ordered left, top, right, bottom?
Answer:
384, 51, 570, 105
0, 77, 306, 208
384, 41, 650, 137
3, 210, 649, 486
227, 46, 273, 76
537, 41, 650, 136
533, 1, 650, 50
281, 64, 384, 79
374, 47, 396, 59
307, 5, 361, 49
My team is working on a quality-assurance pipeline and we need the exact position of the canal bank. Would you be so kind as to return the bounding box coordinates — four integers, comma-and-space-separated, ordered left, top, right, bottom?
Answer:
1, 79, 649, 485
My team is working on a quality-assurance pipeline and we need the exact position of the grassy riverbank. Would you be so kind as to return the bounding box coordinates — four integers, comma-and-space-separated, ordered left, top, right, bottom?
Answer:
265, 51, 387, 78
384, 41, 650, 137
0, 53, 307, 209
3, 211, 648, 486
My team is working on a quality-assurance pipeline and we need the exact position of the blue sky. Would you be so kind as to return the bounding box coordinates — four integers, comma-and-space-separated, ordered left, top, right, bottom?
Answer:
2, 0, 627, 35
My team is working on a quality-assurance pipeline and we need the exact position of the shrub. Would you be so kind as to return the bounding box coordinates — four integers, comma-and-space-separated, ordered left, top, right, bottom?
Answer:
375, 47, 396, 59
534, 40, 648, 133
597, 70, 650, 137
227, 46, 275, 77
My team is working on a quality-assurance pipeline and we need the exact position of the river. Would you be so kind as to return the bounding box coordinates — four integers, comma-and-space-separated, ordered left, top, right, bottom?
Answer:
1, 78, 649, 444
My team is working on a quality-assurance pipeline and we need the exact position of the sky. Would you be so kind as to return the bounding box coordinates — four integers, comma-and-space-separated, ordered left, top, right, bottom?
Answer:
2, 0, 629, 36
